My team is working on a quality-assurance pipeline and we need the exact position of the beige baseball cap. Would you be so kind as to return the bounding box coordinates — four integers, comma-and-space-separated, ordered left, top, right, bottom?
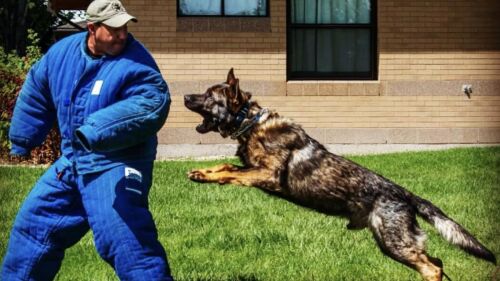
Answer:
86, 0, 137, 28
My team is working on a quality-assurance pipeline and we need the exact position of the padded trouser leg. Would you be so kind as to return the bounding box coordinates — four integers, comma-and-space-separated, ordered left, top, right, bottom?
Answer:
80, 161, 173, 281
1, 158, 89, 280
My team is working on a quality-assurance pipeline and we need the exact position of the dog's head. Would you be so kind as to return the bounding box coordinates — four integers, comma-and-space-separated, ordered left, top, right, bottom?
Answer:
184, 68, 252, 137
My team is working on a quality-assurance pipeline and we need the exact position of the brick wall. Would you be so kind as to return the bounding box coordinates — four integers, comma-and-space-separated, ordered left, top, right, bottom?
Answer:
379, 0, 500, 80
163, 95, 500, 144
122, 0, 500, 145
124, 0, 286, 82
378, 0, 500, 97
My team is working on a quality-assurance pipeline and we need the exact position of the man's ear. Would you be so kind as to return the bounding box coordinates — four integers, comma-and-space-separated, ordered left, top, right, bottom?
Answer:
87, 22, 97, 35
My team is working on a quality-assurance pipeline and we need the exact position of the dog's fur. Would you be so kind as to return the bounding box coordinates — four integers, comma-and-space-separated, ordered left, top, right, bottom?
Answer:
184, 69, 496, 281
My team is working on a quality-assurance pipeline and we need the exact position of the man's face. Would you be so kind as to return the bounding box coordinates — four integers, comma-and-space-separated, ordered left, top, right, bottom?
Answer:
89, 23, 128, 56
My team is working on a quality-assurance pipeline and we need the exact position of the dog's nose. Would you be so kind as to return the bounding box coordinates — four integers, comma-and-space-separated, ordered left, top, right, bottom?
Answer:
184, 95, 192, 103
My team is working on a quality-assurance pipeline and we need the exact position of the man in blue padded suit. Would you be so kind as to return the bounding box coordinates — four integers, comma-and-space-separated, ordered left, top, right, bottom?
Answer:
1, 0, 174, 280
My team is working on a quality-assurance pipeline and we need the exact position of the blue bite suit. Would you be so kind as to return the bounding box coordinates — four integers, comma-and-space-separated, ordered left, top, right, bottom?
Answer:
1, 32, 173, 280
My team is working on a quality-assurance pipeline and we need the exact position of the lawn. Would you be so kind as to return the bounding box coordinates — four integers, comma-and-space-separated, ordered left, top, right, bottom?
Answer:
0, 147, 499, 281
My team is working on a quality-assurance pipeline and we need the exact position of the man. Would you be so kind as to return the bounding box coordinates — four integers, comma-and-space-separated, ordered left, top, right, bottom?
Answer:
1, 0, 174, 280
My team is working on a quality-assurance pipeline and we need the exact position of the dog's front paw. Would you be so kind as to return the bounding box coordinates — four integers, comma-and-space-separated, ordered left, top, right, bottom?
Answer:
188, 170, 209, 182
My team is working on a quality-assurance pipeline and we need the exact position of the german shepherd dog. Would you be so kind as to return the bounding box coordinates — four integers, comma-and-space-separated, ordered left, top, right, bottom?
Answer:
184, 69, 496, 281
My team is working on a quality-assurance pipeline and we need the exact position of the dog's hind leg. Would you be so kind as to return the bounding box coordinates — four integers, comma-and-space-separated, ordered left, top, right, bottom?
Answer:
368, 198, 443, 281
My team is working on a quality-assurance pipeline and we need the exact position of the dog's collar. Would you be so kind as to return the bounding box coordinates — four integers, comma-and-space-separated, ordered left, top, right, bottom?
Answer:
231, 108, 269, 140
234, 102, 250, 128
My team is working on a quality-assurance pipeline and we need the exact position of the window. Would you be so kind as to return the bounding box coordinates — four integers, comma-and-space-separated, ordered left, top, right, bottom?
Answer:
178, 0, 268, 17
287, 0, 377, 80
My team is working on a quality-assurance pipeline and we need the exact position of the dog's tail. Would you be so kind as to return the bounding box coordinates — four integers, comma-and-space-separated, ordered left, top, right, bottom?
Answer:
412, 195, 496, 264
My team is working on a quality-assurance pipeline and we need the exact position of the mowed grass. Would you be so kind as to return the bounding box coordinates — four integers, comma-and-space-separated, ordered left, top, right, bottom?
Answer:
0, 147, 499, 281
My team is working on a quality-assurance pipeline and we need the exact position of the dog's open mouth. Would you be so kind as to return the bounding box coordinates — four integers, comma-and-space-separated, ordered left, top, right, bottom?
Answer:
196, 116, 217, 134
184, 94, 218, 134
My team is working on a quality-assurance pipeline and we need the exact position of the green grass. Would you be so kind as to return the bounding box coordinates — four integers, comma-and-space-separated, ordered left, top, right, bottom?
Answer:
1, 147, 499, 280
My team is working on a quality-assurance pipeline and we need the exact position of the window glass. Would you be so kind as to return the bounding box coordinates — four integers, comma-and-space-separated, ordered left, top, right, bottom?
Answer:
316, 29, 370, 72
290, 29, 316, 72
289, 0, 375, 79
292, 0, 370, 24
291, 0, 317, 24
225, 0, 267, 16
179, 0, 268, 16
179, 0, 222, 15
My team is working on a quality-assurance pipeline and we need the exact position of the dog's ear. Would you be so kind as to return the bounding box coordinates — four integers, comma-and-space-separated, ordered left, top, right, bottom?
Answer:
227, 68, 237, 85
226, 68, 252, 110
226, 68, 240, 100
243, 92, 252, 101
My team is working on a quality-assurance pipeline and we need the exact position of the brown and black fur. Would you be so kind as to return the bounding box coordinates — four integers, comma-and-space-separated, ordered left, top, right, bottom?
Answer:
184, 68, 496, 281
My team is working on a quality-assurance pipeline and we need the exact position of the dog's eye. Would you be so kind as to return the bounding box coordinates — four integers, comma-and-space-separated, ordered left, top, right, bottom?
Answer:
205, 92, 215, 102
